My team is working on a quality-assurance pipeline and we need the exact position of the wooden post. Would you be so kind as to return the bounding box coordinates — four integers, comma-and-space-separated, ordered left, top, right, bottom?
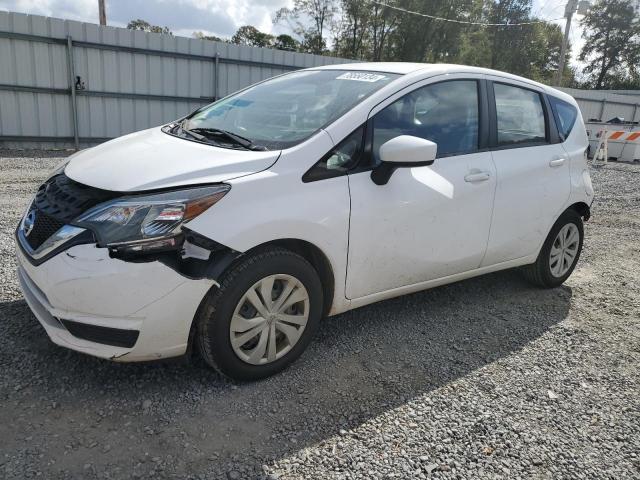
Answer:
214, 52, 219, 101
595, 130, 608, 164
98, 0, 107, 26
66, 36, 80, 150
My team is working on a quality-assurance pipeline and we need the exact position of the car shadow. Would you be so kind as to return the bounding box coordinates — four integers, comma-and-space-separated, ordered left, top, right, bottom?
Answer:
0, 269, 571, 478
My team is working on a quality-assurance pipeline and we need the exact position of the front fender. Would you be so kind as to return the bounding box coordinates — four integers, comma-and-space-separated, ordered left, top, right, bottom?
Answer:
185, 167, 351, 314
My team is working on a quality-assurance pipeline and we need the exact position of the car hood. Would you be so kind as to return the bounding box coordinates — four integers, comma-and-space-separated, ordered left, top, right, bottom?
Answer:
64, 127, 280, 192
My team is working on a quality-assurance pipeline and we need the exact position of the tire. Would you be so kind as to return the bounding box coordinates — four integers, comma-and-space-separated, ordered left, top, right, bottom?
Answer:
522, 209, 584, 288
196, 247, 323, 381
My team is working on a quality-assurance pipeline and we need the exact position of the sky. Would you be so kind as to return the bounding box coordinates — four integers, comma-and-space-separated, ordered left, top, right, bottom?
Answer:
533, 0, 587, 68
0, 0, 295, 38
0, 0, 586, 66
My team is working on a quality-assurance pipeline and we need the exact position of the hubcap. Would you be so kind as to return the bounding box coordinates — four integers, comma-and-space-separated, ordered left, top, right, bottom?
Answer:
230, 274, 310, 365
549, 223, 580, 278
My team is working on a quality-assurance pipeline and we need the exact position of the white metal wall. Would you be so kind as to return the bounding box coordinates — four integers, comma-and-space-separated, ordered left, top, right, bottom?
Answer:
558, 87, 640, 124
3, 10, 638, 150
0, 11, 350, 149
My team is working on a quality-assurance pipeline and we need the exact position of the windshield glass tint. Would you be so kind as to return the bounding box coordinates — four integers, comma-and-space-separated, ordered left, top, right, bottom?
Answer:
184, 70, 399, 149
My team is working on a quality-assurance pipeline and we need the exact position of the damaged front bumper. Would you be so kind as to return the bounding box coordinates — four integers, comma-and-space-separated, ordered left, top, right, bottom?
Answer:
15, 243, 215, 362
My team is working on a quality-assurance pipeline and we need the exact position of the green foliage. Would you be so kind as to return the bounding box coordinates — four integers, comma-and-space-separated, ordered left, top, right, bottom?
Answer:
332, 0, 572, 84
129, 0, 640, 88
274, 0, 338, 54
231, 25, 275, 47
579, 0, 640, 89
274, 34, 300, 51
126, 19, 172, 35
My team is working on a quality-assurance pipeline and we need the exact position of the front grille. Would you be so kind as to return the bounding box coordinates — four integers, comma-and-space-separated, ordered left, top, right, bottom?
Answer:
34, 174, 118, 223
24, 210, 65, 250
23, 174, 118, 251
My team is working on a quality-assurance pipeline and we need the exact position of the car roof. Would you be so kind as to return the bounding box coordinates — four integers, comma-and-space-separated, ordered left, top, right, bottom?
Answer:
311, 62, 431, 75
310, 62, 573, 104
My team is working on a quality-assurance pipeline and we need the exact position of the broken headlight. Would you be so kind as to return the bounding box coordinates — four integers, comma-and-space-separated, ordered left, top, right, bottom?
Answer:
75, 184, 230, 256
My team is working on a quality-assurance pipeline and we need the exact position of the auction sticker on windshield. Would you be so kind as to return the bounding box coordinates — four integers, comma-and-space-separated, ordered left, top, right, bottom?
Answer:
336, 72, 388, 82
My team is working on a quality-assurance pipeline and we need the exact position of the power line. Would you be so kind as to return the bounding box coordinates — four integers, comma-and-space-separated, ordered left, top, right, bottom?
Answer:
371, 1, 564, 27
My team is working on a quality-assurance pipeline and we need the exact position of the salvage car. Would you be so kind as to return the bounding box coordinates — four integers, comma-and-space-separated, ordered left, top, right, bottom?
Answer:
15, 63, 593, 380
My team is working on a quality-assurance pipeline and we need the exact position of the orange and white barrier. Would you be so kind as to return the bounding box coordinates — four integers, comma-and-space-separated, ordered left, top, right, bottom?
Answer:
604, 130, 640, 142
594, 129, 640, 163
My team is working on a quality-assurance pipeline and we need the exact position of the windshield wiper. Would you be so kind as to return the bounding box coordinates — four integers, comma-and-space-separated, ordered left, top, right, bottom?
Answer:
189, 127, 268, 151
172, 122, 208, 142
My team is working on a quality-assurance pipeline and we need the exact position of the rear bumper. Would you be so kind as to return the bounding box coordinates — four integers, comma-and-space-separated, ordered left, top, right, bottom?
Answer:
16, 244, 214, 362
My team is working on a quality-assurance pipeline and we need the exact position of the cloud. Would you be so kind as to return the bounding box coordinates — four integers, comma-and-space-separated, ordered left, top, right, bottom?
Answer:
0, 0, 294, 39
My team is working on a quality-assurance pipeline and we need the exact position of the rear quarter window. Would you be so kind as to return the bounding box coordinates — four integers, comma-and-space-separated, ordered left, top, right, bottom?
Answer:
549, 96, 578, 141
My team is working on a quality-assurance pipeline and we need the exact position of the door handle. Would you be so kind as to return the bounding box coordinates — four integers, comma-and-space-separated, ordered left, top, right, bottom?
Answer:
549, 156, 566, 167
464, 171, 491, 183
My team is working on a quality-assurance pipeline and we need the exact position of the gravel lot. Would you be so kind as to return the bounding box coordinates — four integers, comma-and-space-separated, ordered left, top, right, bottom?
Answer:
0, 150, 638, 479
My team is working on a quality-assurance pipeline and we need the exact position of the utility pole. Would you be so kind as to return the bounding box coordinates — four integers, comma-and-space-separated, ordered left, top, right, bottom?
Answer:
98, 0, 107, 26
555, 0, 590, 86
555, 0, 577, 86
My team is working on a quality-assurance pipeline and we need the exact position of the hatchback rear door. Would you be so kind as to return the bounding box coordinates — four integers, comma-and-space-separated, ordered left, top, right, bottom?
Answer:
481, 77, 571, 267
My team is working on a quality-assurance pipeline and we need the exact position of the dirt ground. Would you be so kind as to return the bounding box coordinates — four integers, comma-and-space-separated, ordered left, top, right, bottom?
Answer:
0, 152, 638, 479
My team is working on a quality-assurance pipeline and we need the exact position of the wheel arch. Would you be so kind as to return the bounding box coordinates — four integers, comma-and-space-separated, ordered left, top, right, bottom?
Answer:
251, 238, 335, 318
186, 237, 336, 362
567, 201, 591, 221
196, 237, 336, 318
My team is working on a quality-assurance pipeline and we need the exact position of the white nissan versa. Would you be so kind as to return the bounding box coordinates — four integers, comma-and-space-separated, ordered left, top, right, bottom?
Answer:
15, 63, 593, 380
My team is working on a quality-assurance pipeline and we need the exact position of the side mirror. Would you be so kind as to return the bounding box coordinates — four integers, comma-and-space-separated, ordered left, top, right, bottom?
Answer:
371, 135, 437, 185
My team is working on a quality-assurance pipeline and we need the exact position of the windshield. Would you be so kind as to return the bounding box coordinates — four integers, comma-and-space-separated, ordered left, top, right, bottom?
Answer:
183, 70, 399, 150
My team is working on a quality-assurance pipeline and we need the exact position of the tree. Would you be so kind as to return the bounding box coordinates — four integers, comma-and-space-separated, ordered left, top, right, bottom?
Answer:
266, 0, 574, 84
455, 1, 571, 84
334, 0, 371, 59
231, 25, 274, 47
334, 0, 398, 60
484, 0, 531, 71
273, 34, 299, 51
193, 31, 224, 42
525, 21, 573, 85
126, 19, 172, 35
380, 0, 477, 63
579, 0, 640, 89
274, 0, 338, 54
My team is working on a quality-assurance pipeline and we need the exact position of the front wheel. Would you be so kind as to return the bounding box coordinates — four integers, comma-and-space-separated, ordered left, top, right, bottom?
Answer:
196, 247, 323, 381
522, 209, 584, 288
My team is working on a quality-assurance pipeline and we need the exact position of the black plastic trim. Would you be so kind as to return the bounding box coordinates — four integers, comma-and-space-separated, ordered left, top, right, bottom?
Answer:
542, 93, 561, 144
370, 159, 435, 185
302, 125, 366, 183
59, 319, 139, 349
478, 79, 491, 151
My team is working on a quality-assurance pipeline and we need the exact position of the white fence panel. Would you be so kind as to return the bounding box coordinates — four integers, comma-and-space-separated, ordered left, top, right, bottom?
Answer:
0, 11, 351, 149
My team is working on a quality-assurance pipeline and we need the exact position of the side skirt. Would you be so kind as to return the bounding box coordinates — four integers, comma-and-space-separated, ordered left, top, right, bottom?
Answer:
344, 254, 537, 312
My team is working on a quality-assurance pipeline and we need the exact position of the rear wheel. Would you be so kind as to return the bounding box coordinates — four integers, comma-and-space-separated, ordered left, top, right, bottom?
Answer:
522, 209, 584, 288
196, 247, 323, 380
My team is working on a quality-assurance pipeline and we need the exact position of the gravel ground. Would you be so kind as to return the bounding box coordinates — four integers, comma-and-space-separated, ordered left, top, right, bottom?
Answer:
0, 151, 638, 480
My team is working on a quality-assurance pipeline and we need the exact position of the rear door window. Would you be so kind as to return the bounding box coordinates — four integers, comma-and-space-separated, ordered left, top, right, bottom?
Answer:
494, 83, 547, 146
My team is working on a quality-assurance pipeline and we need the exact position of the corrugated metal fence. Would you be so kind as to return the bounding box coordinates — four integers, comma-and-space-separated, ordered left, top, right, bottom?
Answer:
558, 87, 640, 124
0, 11, 350, 149
2, 11, 638, 150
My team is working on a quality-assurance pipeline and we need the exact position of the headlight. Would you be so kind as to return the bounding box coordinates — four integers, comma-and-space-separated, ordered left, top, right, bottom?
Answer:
75, 184, 229, 255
